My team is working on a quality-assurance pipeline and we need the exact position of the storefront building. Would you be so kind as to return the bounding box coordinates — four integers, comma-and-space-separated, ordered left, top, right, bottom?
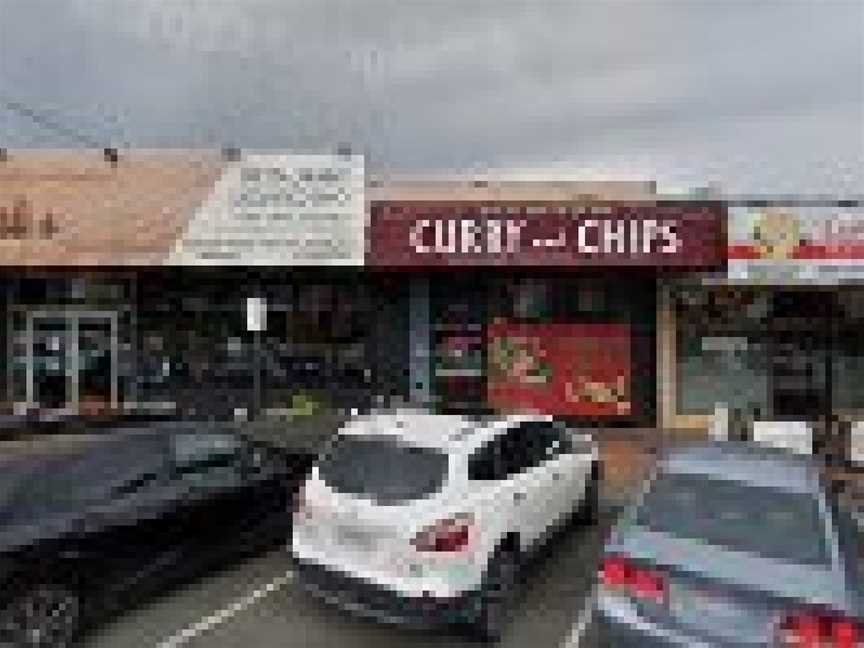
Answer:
662, 203, 864, 446
4, 149, 759, 434
367, 180, 727, 427
0, 149, 407, 421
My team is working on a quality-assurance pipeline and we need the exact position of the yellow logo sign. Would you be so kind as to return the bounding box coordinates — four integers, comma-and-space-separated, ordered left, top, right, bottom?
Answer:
751, 209, 800, 260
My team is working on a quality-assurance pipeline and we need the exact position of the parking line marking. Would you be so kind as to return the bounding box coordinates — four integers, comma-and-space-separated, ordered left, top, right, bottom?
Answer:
155, 569, 295, 648
561, 584, 597, 648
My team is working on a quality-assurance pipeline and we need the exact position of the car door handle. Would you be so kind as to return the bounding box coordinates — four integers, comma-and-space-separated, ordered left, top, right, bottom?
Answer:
514, 491, 526, 502
552, 473, 561, 481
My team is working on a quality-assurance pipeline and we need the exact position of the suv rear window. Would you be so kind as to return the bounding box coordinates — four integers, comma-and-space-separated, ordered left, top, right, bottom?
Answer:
634, 472, 832, 567
318, 435, 448, 505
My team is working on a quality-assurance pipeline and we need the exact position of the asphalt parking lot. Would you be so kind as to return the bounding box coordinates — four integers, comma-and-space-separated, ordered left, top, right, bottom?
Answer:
83, 506, 619, 648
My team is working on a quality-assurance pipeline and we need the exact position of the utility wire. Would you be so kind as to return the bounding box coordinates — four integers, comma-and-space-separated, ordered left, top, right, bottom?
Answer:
0, 96, 861, 205
0, 97, 109, 148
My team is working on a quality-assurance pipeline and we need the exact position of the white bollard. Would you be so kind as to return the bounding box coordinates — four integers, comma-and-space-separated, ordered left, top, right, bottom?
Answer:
709, 402, 729, 441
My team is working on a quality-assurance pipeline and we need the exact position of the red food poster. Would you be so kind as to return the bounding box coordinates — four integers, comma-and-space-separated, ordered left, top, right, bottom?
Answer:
487, 321, 632, 416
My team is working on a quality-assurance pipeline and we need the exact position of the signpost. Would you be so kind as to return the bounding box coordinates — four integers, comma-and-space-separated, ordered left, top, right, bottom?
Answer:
246, 297, 266, 333
246, 296, 266, 420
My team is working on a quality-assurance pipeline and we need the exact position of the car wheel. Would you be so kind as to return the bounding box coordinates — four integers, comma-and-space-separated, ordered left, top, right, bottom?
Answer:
0, 582, 82, 648
466, 544, 519, 644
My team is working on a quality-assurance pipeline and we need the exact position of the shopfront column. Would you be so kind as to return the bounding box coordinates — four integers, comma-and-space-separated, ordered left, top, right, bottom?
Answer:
408, 277, 431, 406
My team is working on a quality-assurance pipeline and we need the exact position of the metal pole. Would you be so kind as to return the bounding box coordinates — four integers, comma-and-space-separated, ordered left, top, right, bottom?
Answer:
69, 312, 79, 415
253, 326, 262, 421
246, 288, 265, 423
129, 273, 139, 413
110, 312, 119, 412
24, 311, 33, 410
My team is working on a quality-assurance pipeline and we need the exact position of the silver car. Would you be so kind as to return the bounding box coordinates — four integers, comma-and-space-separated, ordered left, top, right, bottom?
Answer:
593, 441, 863, 647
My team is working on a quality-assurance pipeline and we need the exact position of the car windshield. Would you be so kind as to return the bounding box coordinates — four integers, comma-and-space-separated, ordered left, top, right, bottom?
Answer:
634, 472, 832, 567
318, 435, 448, 505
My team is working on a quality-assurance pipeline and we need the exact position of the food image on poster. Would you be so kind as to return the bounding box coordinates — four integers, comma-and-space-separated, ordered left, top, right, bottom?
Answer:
488, 334, 553, 385
487, 321, 632, 416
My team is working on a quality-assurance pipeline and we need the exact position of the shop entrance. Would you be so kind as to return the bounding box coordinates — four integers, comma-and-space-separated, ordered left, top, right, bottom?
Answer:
768, 291, 835, 423
19, 310, 119, 415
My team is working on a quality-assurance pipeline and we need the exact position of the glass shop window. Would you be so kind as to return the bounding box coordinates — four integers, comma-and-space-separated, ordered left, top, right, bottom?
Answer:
834, 289, 864, 412
675, 287, 772, 417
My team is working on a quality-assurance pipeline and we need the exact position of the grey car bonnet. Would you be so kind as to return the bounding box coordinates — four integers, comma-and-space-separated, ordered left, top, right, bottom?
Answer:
0, 432, 173, 551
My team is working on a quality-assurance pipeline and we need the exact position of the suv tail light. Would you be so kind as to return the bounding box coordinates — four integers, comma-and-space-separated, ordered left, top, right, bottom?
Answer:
411, 514, 473, 552
777, 609, 864, 648
599, 554, 667, 605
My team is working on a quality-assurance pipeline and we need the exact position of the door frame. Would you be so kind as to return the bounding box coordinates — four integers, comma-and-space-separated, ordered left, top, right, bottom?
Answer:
12, 308, 119, 415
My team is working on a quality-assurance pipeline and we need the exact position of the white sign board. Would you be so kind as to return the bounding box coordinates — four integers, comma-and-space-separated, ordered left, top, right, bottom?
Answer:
720, 205, 864, 284
246, 296, 266, 332
167, 153, 365, 266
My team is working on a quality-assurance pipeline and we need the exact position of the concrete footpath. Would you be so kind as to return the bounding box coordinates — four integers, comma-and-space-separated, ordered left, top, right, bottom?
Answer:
596, 433, 657, 507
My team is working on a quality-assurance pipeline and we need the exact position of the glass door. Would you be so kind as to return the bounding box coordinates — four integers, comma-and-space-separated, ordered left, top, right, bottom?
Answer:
78, 315, 117, 415
30, 315, 70, 411
18, 310, 118, 415
770, 334, 829, 419
769, 291, 834, 424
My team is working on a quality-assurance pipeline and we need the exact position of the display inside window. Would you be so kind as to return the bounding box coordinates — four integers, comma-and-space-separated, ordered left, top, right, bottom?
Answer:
834, 296, 864, 412
674, 287, 773, 417
834, 345, 864, 411
434, 332, 484, 377
492, 276, 627, 322
487, 321, 632, 416
676, 334, 771, 416
512, 279, 553, 319
431, 283, 487, 409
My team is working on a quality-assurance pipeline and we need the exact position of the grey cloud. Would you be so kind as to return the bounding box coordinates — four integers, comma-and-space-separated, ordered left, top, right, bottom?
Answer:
0, 0, 861, 194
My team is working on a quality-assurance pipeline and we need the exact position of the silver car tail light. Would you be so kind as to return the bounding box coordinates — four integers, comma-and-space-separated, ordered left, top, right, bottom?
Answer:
599, 553, 667, 606
776, 608, 864, 648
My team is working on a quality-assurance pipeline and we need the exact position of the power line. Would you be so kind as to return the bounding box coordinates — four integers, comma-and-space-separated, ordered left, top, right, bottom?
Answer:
0, 97, 108, 148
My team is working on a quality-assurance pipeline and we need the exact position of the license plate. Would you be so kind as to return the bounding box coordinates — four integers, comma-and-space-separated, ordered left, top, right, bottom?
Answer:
336, 526, 375, 549
671, 584, 739, 623
670, 583, 770, 639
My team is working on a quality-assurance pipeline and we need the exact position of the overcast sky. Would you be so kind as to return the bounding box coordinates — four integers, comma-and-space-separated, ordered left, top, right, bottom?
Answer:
1, 0, 862, 195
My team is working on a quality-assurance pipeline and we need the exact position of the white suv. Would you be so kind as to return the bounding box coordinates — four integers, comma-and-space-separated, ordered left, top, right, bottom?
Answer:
290, 409, 599, 642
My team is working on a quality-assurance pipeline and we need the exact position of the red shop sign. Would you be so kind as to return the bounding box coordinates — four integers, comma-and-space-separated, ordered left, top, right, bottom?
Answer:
368, 201, 726, 268
487, 321, 633, 417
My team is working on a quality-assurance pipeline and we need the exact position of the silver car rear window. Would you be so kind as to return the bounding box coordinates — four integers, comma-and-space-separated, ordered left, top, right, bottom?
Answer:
634, 472, 832, 567
318, 435, 448, 506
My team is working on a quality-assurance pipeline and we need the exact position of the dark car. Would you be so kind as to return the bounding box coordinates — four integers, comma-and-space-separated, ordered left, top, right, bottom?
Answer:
0, 424, 312, 647
593, 441, 863, 647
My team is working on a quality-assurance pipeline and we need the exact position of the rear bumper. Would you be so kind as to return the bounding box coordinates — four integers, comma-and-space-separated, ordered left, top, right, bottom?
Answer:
594, 610, 680, 648
290, 555, 478, 629
595, 592, 761, 648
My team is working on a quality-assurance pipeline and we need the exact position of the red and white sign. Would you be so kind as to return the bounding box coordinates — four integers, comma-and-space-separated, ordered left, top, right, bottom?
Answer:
726, 206, 864, 283
487, 321, 632, 417
368, 202, 726, 268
